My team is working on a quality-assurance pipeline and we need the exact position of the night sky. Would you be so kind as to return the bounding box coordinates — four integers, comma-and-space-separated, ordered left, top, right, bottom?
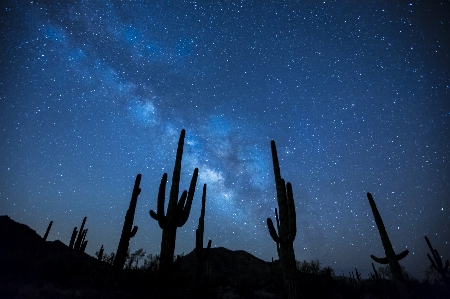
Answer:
1, 0, 449, 280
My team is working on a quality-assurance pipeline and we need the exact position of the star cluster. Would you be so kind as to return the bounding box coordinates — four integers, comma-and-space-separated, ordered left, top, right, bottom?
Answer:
1, 0, 449, 279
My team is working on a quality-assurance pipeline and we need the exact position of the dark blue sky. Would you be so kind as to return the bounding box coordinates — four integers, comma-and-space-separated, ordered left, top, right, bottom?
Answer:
1, 0, 449, 279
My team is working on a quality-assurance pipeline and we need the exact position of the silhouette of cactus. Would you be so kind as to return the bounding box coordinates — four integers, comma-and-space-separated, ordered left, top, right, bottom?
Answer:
425, 236, 449, 287
43, 220, 53, 242
80, 236, 88, 252
69, 227, 77, 249
149, 129, 198, 273
74, 217, 87, 251
195, 184, 212, 286
371, 262, 380, 280
355, 268, 361, 282
266, 140, 298, 299
113, 174, 142, 270
98, 245, 104, 261
366, 192, 408, 283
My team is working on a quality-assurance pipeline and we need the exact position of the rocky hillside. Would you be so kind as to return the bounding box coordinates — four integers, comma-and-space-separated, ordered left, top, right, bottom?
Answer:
1, 215, 448, 299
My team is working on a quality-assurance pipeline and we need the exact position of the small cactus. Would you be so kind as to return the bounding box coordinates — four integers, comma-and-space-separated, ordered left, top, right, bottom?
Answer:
74, 217, 87, 250
69, 227, 78, 249
98, 245, 104, 261
425, 236, 449, 287
371, 263, 380, 280
355, 268, 361, 282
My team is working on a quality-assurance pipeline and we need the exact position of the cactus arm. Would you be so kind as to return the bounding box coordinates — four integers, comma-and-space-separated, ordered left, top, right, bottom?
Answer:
155, 173, 169, 228
149, 210, 158, 220
275, 208, 280, 235
396, 249, 409, 260
43, 221, 53, 241
81, 229, 88, 244
267, 218, 281, 243
274, 208, 281, 256
149, 173, 167, 222
81, 240, 88, 252
179, 168, 199, 226
370, 255, 388, 264
69, 227, 78, 249
130, 226, 138, 238
176, 191, 188, 222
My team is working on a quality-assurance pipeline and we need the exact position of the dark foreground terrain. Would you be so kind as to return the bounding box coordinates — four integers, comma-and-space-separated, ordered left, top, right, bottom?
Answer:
0, 215, 448, 299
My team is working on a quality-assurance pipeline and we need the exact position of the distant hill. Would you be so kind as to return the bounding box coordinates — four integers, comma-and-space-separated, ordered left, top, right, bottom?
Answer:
181, 246, 281, 289
0, 215, 283, 298
0, 215, 277, 285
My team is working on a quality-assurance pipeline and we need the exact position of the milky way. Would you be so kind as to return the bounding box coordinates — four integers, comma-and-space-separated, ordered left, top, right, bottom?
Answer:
1, 1, 449, 279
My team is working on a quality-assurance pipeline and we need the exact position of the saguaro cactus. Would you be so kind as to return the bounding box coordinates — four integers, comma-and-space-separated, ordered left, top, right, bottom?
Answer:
98, 245, 105, 262
266, 140, 298, 299
425, 236, 449, 287
366, 192, 408, 282
113, 174, 142, 270
149, 129, 198, 273
74, 217, 87, 250
69, 227, 78, 249
195, 184, 212, 286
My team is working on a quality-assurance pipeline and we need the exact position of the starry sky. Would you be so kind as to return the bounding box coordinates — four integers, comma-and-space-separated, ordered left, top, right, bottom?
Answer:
1, 0, 449, 280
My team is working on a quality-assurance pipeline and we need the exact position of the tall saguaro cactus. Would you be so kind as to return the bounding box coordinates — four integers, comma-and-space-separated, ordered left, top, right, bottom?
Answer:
195, 184, 212, 286
266, 140, 298, 299
366, 192, 408, 283
113, 174, 142, 270
150, 129, 198, 273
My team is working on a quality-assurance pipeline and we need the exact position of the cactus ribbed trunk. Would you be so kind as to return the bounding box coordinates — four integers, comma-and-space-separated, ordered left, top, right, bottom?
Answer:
113, 174, 141, 270
159, 227, 177, 272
